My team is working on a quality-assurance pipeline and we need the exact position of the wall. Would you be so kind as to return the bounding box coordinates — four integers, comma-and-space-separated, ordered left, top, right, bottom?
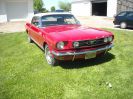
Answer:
0, 0, 33, 23
0, 0, 8, 23
117, 0, 133, 14
27, 0, 34, 22
71, 1, 92, 16
72, 0, 118, 17
107, 0, 117, 17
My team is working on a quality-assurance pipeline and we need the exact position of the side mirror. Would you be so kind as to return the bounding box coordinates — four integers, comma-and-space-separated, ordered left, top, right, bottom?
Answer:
77, 21, 81, 25
36, 25, 41, 28
33, 22, 41, 27
76, 19, 81, 25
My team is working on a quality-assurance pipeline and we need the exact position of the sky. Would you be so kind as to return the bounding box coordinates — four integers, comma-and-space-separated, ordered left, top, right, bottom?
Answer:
42, 0, 71, 11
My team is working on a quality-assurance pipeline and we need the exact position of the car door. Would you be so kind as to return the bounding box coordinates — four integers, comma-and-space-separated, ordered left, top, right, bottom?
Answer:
29, 16, 40, 44
30, 16, 44, 48
115, 12, 127, 24
126, 12, 133, 27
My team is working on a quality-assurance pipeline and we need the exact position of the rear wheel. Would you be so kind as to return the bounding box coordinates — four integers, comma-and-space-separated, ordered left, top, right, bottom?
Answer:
28, 36, 33, 43
120, 22, 127, 29
45, 45, 58, 66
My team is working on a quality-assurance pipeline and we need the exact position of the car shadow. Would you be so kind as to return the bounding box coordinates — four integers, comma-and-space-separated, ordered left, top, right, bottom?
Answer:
114, 25, 133, 30
33, 42, 115, 69
58, 53, 115, 69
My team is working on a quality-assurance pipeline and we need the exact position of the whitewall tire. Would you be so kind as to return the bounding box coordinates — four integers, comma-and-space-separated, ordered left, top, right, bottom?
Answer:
45, 45, 58, 66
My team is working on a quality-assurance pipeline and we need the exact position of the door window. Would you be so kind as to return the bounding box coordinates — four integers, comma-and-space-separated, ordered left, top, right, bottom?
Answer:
118, 12, 127, 16
127, 13, 133, 18
31, 17, 40, 27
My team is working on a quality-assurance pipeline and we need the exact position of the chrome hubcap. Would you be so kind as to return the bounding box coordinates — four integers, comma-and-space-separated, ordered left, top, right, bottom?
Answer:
121, 23, 126, 28
45, 47, 53, 64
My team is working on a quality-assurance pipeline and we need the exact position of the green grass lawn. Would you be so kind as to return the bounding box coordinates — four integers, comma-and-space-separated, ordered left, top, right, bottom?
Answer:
0, 29, 133, 99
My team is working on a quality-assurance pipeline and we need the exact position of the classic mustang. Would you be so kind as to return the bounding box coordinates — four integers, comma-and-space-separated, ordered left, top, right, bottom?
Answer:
25, 13, 114, 66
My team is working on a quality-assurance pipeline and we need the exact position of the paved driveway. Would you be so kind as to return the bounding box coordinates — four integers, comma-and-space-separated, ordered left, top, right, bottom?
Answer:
76, 16, 133, 31
76, 16, 114, 28
0, 21, 26, 33
0, 16, 132, 33
0, 17, 113, 33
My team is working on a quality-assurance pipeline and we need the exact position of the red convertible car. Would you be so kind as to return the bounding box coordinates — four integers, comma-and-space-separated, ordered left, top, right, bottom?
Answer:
25, 13, 114, 66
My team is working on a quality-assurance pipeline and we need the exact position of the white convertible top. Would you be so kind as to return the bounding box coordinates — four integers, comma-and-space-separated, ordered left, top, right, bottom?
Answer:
34, 12, 72, 17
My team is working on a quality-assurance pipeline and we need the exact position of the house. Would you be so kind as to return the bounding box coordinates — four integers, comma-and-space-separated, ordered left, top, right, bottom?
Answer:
71, 0, 133, 17
0, 0, 34, 23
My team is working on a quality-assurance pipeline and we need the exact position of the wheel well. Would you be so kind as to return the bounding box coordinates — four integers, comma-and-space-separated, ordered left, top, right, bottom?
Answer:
43, 42, 47, 50
120, 22, 127, 26
120, 21, 127, 24
26, 29, 28, 34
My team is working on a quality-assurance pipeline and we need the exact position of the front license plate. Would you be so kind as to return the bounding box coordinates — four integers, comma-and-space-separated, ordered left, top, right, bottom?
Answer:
85, 52, 96, 59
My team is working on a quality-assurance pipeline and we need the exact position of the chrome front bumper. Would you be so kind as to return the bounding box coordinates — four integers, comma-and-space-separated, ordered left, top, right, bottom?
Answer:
52, 44, 113, 57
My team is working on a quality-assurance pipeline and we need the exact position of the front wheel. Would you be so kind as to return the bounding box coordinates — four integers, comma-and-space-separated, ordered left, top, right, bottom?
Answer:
120, 22, 127, 29
45, 45, 58, 66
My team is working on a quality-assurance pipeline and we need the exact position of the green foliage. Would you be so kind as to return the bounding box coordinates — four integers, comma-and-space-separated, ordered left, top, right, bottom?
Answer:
41, 8, 49, 13
34, 0, 43, 12
34, 0, 48, 13
58, 1, 71, 11
0, 29, 133, 98
51, 6, 56, 12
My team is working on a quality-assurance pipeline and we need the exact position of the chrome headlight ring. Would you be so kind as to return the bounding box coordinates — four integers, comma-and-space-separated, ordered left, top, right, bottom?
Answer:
108, 36, 113, 42
57, 41, 65, 49
104, 37, 108, 43
73, 41, 79, 48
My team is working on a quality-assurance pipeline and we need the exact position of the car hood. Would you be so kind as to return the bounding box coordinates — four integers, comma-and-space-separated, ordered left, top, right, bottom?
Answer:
41, 25, 113, 41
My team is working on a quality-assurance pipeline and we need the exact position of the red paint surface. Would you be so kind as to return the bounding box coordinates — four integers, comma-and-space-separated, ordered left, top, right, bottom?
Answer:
26, 23, 114, 60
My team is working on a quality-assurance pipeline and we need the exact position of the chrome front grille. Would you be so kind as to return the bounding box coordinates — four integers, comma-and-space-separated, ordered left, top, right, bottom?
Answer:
73, 38, 106, 48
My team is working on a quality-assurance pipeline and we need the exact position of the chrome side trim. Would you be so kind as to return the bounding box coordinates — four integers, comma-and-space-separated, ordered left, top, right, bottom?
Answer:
52, 44, 113, 57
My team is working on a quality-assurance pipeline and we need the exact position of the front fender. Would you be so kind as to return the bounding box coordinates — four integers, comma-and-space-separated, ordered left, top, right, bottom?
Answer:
45, 34, 58, 51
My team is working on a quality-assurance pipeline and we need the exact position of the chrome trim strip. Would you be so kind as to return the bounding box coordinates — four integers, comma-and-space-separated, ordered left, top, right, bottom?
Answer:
52, 44, 113, 57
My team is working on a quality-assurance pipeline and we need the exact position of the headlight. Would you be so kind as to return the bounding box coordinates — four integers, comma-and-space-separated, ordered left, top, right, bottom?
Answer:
104, 38, 108, 43
73, 42, 79, 48
108, 36, 113, 42
57, 42, 65, 49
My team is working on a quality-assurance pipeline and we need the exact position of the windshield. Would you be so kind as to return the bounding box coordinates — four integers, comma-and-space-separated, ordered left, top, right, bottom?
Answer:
41, 14, 79, 27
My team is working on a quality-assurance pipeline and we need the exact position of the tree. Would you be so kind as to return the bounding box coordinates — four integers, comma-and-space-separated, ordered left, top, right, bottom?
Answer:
51, 6, 56, 12
41, 8, 49, 13
58, 1, 71, 11
34, 0, 48, 13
